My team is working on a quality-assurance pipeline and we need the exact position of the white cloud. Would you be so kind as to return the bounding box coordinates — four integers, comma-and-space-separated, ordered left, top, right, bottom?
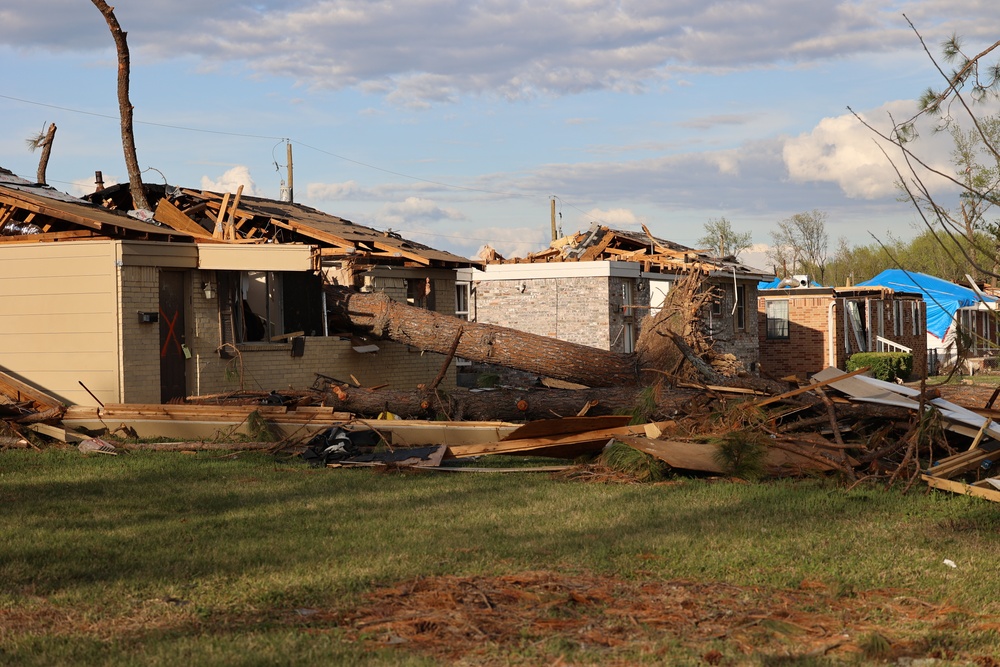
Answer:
473, 226, 548, 259
307, 180, 363, 201
578, 207, 646, 229
7, 2, 996, 107
376, 196, 467, 226
200, 166, 258, 195
782, 100, 979, 199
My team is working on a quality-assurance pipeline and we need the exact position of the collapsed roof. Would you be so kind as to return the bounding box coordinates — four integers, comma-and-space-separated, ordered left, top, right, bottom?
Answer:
0, 169, 477, 269
489, 223, 772, 279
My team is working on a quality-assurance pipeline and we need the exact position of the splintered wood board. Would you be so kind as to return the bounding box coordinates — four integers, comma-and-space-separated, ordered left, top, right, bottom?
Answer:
501, 415, 632, 441
353, 420, 520, 447
922, 475, 1000, 503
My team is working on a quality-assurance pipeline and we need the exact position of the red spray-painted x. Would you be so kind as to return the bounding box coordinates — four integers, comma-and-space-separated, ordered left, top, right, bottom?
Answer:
160, 307, 183, 358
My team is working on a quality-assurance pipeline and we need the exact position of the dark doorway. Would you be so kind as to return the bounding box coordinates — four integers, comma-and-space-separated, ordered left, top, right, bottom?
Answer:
159, 271, 187, 402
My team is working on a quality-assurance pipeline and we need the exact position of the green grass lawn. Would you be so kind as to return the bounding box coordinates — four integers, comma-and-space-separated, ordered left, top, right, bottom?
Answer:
2, 449, 999, 665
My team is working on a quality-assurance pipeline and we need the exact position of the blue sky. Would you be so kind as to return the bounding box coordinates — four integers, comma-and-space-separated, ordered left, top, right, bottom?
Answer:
2, 1, 998, 266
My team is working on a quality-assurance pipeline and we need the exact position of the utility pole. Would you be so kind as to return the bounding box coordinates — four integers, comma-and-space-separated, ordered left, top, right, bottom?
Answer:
550, 197, 557, 241
286, 141, 294, 203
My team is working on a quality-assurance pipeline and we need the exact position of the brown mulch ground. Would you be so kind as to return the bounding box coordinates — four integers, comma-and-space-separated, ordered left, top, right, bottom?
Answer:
340, 571, 1000, 665
934, 382, 1000, 409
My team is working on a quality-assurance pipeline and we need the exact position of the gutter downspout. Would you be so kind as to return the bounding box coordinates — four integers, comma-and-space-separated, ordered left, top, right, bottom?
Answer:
828, 300, 837, 368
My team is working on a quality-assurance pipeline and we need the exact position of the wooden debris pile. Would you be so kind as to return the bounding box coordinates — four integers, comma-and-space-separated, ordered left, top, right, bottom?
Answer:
6, 343, 1000, 502
502, 222, 762, 278
86, 183, 471, 268
593, 366, 1000, 495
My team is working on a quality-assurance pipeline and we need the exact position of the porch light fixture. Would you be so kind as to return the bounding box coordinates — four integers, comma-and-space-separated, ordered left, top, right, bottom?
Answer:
202, 282, 216, 299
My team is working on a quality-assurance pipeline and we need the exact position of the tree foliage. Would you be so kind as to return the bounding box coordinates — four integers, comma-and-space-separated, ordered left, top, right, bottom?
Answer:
766, 210, 828, 282
696, 217, 753, 259
850, 20, 1000, 283
824, 228, 993, 287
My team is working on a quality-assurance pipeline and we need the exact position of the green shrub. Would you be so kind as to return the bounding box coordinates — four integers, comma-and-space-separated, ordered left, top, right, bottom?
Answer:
847, 352, 913, 382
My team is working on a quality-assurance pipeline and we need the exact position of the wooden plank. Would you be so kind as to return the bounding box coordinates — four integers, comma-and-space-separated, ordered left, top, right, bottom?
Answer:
225, 185, 244, 240
27, 423, 88, 443
924, 446, 998, 478
447, 421, 670, 458
270, 331, 305, 341
153, 198, 213, 238
922, 475, 1000, 503
424, 465, 573, 473
755, 367, 870, 408
213, 191, 231, 238
501, 415, 632, 441
0, 229, 103, 243
619, 435, 847, 474
618, 436, 726, 473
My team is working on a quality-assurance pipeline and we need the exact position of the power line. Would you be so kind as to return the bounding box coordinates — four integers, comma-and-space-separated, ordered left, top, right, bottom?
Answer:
2, 91, 610, 228
0, 93, 286, 140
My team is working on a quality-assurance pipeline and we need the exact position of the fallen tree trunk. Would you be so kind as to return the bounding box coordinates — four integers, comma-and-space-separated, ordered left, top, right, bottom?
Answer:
324, 385, 654, 422
324, 286, 638, 388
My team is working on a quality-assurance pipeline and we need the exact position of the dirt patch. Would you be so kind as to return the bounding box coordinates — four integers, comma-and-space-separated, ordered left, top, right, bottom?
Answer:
934, 382, 1000, 409
342, 571, 1000, 665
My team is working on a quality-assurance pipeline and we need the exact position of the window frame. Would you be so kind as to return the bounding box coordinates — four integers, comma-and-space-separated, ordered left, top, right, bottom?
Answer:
765, 299, 790, 340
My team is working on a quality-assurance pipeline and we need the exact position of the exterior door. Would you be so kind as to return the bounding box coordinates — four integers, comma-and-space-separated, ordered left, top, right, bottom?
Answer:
159, 271, 187, 402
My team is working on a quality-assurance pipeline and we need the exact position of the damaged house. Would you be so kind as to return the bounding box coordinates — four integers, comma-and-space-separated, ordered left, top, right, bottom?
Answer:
458, 224, 773, 371
0, 168, 477, 406
856, 269, 998, 374
758, 283, 928, 380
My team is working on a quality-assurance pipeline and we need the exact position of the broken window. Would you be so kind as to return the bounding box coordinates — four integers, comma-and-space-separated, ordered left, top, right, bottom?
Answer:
765, 299, 789, 339
406, 277, 435, 311
845, 299, 868, 354
217, 270, 323, 347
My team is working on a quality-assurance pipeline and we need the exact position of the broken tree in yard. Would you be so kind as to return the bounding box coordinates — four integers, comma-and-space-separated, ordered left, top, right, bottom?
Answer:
323, 285, 638, 388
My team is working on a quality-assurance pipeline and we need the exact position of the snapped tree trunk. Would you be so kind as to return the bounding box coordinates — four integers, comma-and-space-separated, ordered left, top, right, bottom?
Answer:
35, 123, 57, 185
324, 286, 639, 388
91, 0, 150, 212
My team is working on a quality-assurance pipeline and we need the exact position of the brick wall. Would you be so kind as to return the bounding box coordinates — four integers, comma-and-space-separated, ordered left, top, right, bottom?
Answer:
119, 265, 166, 404
474, 275, 658, 352
758, 294, 927, 379
758, 295, 832, 379
183, 269, 458, 398
703, 279, 761, 369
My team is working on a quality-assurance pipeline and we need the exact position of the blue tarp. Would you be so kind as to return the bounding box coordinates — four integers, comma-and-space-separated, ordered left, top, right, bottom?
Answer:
856, 269, 995, 339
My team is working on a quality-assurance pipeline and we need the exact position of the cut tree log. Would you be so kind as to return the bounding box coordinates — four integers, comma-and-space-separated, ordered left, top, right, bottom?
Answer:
323, 385, 652, 421
323, 286, 638, 388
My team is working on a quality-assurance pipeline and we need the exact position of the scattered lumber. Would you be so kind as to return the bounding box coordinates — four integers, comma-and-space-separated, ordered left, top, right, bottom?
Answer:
446, 420, 670, 459
0, 365, 66, 415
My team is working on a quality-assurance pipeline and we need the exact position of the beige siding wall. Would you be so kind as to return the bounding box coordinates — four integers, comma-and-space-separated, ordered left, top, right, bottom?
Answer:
0, 241, 121, 405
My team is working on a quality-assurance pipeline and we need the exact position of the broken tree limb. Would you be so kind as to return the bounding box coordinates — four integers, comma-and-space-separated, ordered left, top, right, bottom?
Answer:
428, 325, 463, 391
324, 286, 638, 387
